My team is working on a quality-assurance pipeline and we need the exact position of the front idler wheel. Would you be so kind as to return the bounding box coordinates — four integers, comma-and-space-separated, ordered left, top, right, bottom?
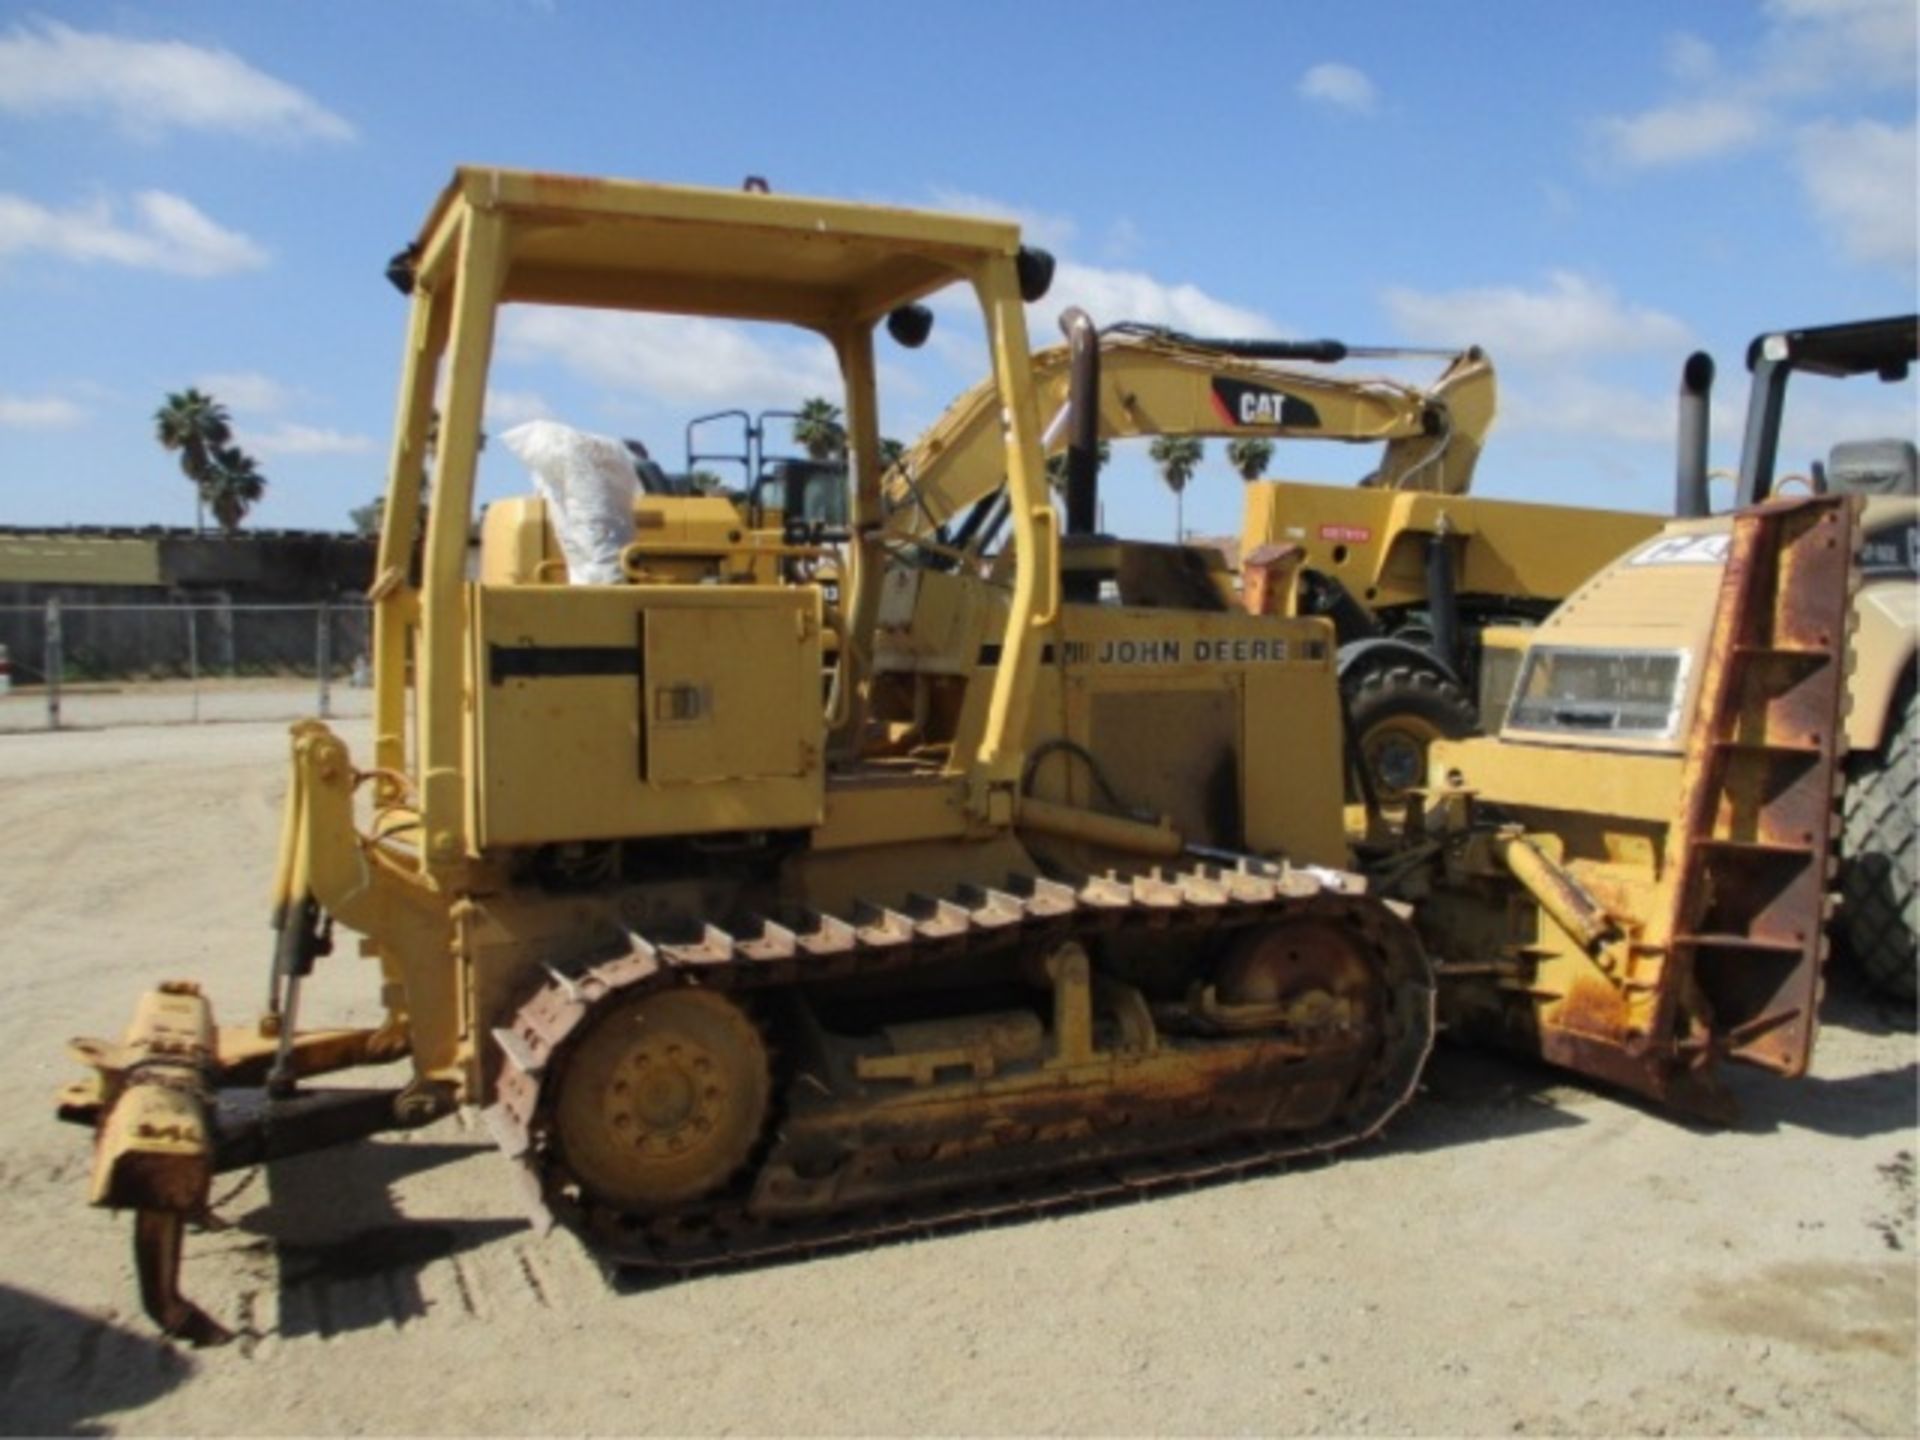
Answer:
552, 987, 770, 1212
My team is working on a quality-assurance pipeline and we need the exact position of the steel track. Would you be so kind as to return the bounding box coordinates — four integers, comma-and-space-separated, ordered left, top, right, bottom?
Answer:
485, 860, 1436, 1274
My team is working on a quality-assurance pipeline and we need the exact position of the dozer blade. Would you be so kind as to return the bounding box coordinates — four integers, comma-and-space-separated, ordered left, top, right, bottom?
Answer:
1524, 495, 1857, 1115
1643, 495, 1858, 1083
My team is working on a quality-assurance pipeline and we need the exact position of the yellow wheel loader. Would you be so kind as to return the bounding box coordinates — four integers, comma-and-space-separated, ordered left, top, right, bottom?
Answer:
1835, 442, 1917, 1001
1473, 316, 1918, 1003
57, 170, 1858, 1344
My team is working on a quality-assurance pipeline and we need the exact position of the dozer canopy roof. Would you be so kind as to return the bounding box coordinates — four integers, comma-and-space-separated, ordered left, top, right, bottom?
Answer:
1745, 314, 1917, 380
413, 167, 1021, 327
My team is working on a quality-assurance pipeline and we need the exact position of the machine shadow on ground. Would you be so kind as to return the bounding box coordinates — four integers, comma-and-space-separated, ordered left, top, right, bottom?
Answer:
1437, 968, 1920, 1145
1821, 967, 1919, 1040
205, 976, 1915, 1321
224, 1139, 525, 1341
604, 1048, 1588, 1298
0, 1284, 195, 1436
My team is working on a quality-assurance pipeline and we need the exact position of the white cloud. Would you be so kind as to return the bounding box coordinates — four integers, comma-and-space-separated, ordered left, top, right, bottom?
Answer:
909, 189, 1271, 337
1381, 272, 1689, 360
1760, 0, 1917, 97
1599, 0, 1914, 172
924, 187, 1076, 251
499, 308, 843, 411
0, 19, 352, 142
1298, 63, 1377, 115
1598, 97, 1768, 168
0, 189, 267, 276
1664, 33, 1720, 83
242, 423, 373, 457
1047, 260, 1273, 337
195, 370, 297, 414
187, 372, 376, 459
485, 389, 555, 428
1792, 118, 1918, 269
1103, 217, 1142, 263
1499, 377, 1682, 446
0, 393, 85, 428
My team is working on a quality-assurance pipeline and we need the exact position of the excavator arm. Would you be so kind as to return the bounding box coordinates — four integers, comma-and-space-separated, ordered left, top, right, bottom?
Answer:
883, 324, 1496, 540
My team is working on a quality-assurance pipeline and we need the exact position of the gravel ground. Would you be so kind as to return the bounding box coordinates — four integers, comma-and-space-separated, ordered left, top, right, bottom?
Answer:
1, 719, 1913, 1436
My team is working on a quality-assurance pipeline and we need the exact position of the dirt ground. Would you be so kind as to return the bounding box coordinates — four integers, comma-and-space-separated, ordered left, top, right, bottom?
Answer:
1, 719, 1914, 1437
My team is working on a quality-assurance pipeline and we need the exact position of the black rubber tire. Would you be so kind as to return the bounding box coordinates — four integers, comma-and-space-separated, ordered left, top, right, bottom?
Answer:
1840, 683, 1918, 1003
1343, 662, 1480, 804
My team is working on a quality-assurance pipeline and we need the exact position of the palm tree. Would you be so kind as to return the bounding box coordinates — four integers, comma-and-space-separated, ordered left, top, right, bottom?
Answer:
792, 397, 847, 462
154, 388, 232, 531
1226, 436, 1275, 482
349, 496, 385, 535
1149, 435, 1204, 540
879, 437, 907, 471
204, 443, 267, 534
1045, 439, 1111, 497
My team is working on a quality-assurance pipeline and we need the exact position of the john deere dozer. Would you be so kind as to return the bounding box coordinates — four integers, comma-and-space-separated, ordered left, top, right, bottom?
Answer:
58, 170, 1858, 1343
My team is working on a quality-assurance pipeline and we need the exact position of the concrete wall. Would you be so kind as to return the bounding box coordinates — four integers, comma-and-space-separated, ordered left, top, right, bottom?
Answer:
0, 527, 375, 594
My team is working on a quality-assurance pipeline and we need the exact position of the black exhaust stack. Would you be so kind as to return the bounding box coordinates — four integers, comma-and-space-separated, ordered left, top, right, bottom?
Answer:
1060, 308, 1101, 539
1425, 519, 1461, 679
1675, 350, 1715, 518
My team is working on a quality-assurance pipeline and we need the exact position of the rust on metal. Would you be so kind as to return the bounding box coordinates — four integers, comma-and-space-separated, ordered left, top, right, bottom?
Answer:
1242, 542, 1306, 618
486, 861, 1435, 1273
1520, 495, 1859, 1112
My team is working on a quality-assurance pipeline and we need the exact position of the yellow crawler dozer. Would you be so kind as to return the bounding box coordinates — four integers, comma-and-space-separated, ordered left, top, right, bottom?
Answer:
57, 171, 1859, 1344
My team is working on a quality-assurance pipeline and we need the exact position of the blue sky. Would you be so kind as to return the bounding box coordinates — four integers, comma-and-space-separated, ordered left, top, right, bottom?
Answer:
1, 1, 1914, 542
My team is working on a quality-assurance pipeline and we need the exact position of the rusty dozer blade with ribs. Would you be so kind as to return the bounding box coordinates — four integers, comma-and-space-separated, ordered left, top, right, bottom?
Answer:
1406, 493, 1860, 1121
53, 170, 1864, 1342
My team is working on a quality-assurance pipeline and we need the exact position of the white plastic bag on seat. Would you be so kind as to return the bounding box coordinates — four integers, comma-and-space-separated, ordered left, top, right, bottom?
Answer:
498, 420, 637, 584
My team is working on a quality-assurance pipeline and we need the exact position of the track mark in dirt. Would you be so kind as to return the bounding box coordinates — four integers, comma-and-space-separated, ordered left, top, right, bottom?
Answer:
272, 1225, 463, 1338
1686, 1259, 1915, 1358
448, 1253, 482, 1318
1871, 1148, 1914, 1252
232, 1289, 263, 1357
515, 1247, 551, 1308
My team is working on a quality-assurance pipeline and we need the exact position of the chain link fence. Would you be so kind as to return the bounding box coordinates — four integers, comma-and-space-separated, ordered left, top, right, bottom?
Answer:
0, 601, 374, 732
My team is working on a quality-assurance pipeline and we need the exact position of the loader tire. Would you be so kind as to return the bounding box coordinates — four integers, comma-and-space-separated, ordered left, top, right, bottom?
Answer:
1840, 684, 1918, 1003
1344, 662, 1479, 805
